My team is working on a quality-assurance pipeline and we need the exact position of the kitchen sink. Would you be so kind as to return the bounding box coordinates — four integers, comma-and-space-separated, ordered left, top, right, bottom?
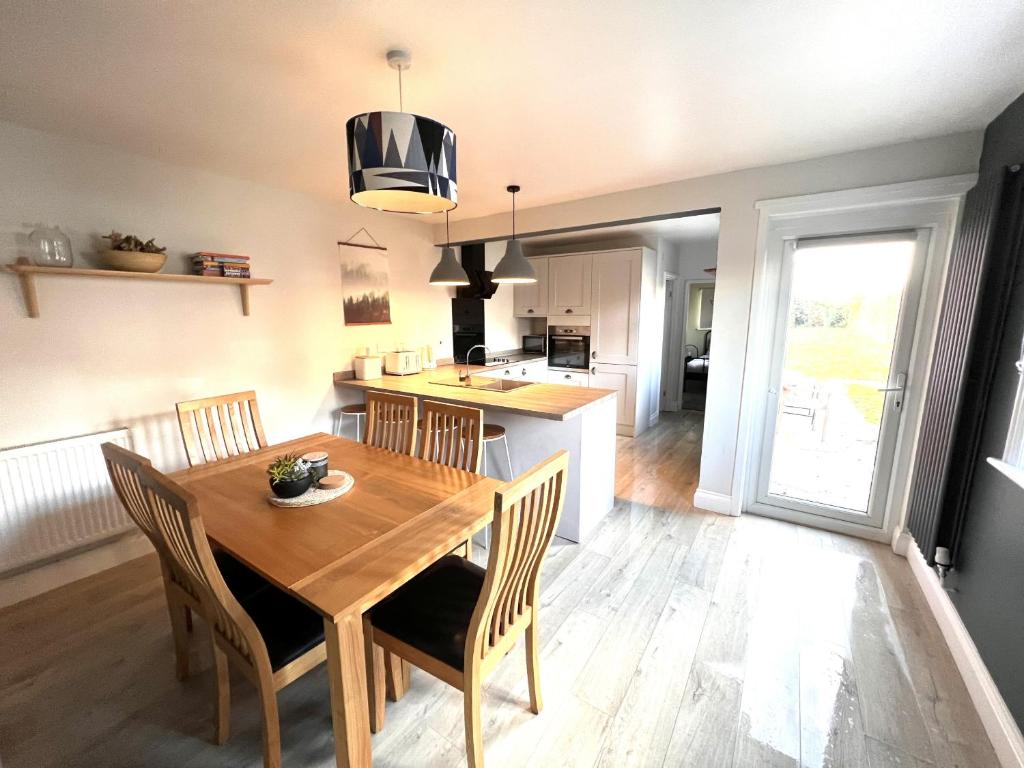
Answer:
431, 378, 535, 393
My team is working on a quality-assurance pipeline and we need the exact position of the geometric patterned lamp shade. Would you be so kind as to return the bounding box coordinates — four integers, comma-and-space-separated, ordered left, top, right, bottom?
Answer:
346, 111, 457, 214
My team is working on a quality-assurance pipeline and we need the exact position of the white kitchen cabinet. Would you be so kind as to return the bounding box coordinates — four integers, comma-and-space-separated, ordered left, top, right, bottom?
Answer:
590, 362, 638, 432
590, 249, 642, 365
547, 369, 590, 387
548, 253, 592, 317
475, 358, 548, 382
520, 360, 548, 381
513, 257, 549, 317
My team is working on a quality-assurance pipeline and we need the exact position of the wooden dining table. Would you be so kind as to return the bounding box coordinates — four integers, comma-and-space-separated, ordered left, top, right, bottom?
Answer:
171, 432, 501, 767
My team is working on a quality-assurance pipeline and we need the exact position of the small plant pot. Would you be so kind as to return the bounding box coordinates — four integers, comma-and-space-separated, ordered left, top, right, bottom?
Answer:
269, 474, 313, 499
98, 249, 168, 273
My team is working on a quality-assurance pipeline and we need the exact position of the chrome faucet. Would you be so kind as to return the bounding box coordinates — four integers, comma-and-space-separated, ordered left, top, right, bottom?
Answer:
462, 345, 490, 384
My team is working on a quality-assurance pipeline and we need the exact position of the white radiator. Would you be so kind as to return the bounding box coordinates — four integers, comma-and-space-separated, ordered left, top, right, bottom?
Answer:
0, 428, 135, 575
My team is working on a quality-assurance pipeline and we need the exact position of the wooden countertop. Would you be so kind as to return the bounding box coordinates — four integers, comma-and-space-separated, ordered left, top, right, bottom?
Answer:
333, 364, 616, 421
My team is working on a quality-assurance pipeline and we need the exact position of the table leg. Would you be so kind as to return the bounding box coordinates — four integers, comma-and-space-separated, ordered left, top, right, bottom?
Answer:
325, 613, 373, 767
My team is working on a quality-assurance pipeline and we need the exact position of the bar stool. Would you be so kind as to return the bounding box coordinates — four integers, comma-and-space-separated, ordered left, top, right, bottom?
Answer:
338, 403, 366, 441
481, 424, 514, 481
477, 424, 513, 551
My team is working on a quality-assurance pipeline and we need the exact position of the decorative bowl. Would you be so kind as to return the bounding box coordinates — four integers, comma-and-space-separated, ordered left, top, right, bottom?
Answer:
98, 249, 167, 273
269, 474, 314, 499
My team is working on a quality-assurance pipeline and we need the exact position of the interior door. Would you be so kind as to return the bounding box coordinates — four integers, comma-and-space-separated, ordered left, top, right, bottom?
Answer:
591, 249, 641, 364
752, 230, 929, 528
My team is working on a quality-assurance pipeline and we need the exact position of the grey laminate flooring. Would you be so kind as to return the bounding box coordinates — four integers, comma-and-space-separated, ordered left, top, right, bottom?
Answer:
0, 411, 998, 767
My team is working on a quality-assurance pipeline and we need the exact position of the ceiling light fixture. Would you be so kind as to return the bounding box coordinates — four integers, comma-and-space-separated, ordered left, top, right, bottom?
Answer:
429, 210, 470, 286
492, 185, 536, 284
346, 49, 457, 214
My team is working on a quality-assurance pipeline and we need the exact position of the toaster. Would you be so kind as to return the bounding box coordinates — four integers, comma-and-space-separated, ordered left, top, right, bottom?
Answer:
384, 350, 422, 376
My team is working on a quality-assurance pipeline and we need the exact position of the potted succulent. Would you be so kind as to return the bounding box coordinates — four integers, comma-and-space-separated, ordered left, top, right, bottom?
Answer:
98, 231, 168, 273
266, 453, 314, 498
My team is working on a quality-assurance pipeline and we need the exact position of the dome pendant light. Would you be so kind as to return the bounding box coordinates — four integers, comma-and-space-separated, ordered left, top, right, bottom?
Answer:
492, 185, 536, 284
429, 211, 470, 286
346, 49, 457, 214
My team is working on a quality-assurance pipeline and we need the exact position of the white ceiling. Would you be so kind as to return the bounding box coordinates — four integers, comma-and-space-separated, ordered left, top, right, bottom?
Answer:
1, 1, 1022, 221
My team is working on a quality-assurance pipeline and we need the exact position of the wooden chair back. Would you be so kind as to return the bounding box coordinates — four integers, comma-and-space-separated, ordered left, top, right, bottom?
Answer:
176, 390, 268, 466
101, 442, 160, 546
364, 392, 418, 455
138, 463, 272, 682
466, 450, 568, 668
419, 400, 484, 473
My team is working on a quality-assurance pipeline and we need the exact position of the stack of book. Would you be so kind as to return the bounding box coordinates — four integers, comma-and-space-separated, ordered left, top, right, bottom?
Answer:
191, 251, 252, 278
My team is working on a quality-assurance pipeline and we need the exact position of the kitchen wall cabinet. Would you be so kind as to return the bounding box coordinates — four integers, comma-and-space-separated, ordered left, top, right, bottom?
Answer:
590, 362, 638, 428
548, 253, 592, 317
590, 249, 642, 365
513, 257, 549, 317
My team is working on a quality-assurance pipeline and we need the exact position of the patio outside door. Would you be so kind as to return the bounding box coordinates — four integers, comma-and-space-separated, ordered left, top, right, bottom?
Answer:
751, 230, 929, 529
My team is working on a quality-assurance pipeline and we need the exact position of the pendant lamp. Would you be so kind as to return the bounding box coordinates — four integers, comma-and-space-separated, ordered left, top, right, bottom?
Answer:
346, 49, 457, 214
492, 185, 536, 283
429, 211, 469, 286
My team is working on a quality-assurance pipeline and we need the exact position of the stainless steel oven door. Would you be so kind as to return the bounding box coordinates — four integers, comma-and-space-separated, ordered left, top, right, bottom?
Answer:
548, 334, 590, 370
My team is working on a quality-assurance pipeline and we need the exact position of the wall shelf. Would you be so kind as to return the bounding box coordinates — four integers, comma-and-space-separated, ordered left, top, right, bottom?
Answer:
4, 257, 272, 318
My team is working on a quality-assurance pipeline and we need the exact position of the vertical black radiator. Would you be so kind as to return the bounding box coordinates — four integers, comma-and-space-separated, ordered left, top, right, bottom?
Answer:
940, 165, 1024, 562
904, 172, 1005, 561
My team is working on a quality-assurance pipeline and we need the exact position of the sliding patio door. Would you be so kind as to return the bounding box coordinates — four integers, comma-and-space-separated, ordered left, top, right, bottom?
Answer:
751, 229, 930, 529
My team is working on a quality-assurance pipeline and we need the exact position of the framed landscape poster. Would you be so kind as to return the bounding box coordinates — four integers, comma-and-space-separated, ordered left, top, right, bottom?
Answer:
339, 243, 392, 325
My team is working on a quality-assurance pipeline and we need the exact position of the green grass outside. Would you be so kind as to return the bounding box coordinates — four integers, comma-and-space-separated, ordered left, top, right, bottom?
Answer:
784, 326, 891, 426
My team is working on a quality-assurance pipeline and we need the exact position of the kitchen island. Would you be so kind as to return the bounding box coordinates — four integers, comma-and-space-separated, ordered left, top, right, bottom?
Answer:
333, 364, 617, 542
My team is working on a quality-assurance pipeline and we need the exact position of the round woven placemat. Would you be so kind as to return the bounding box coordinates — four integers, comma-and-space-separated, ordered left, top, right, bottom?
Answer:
267, 470, 354, 508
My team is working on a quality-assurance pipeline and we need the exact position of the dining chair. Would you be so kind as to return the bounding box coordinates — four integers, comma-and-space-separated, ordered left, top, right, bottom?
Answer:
364, 450, 569, 767
138, 462, 328, 768
102, 443, 268, 681
176, 390, 268, 466
419, 399, 484, 472
364, 391, 418, 455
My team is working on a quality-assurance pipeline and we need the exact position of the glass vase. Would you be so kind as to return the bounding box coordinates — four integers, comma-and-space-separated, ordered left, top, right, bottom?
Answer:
28, 226, 73, 267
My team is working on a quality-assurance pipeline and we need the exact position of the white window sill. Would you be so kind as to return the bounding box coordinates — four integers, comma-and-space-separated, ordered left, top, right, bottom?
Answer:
986, 457, 1024, 492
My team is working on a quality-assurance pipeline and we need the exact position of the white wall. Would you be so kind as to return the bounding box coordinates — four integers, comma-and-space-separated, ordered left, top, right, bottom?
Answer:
438, 132, 983, 504
482, 240, 522, 354
0, 120, 448, 472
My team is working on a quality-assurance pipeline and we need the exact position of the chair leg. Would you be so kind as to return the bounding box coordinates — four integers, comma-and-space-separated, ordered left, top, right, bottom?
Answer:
165, 592, 190, 681
257, 684, 282, 768
501, 435, 513, 481
525, 620, 543, 715
363, 617, 385, 733
212, 641, 231, 745
464, 675, 484, 768
384, 653, 411, 702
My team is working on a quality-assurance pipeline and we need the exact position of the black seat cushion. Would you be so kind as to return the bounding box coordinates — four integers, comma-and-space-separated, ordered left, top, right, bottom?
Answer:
370, 555, 486, 670
240, 584, 326, 671
214, 549, 272, 602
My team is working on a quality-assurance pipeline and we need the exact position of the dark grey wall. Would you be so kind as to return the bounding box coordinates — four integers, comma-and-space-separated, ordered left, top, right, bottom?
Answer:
947, 92, 1024, 727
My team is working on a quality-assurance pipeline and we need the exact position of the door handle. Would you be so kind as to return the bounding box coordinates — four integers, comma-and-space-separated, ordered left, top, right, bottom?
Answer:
877, 373, 907, 412
527, 308, 534, 314
592, 350, 597, 359
591, 366, 597, 374
565, 308, 573, 314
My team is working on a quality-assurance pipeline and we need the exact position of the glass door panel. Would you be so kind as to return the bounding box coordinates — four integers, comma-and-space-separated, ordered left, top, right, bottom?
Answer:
756, 232, 924, 525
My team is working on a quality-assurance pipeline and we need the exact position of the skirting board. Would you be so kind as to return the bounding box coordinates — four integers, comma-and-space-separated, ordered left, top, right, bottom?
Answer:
904, 535, 1024, 768
0, 533, 152, 609
693, 488, 737, 516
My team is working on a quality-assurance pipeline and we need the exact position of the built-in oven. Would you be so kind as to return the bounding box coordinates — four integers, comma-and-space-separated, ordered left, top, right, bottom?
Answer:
548, 326, 591, 370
